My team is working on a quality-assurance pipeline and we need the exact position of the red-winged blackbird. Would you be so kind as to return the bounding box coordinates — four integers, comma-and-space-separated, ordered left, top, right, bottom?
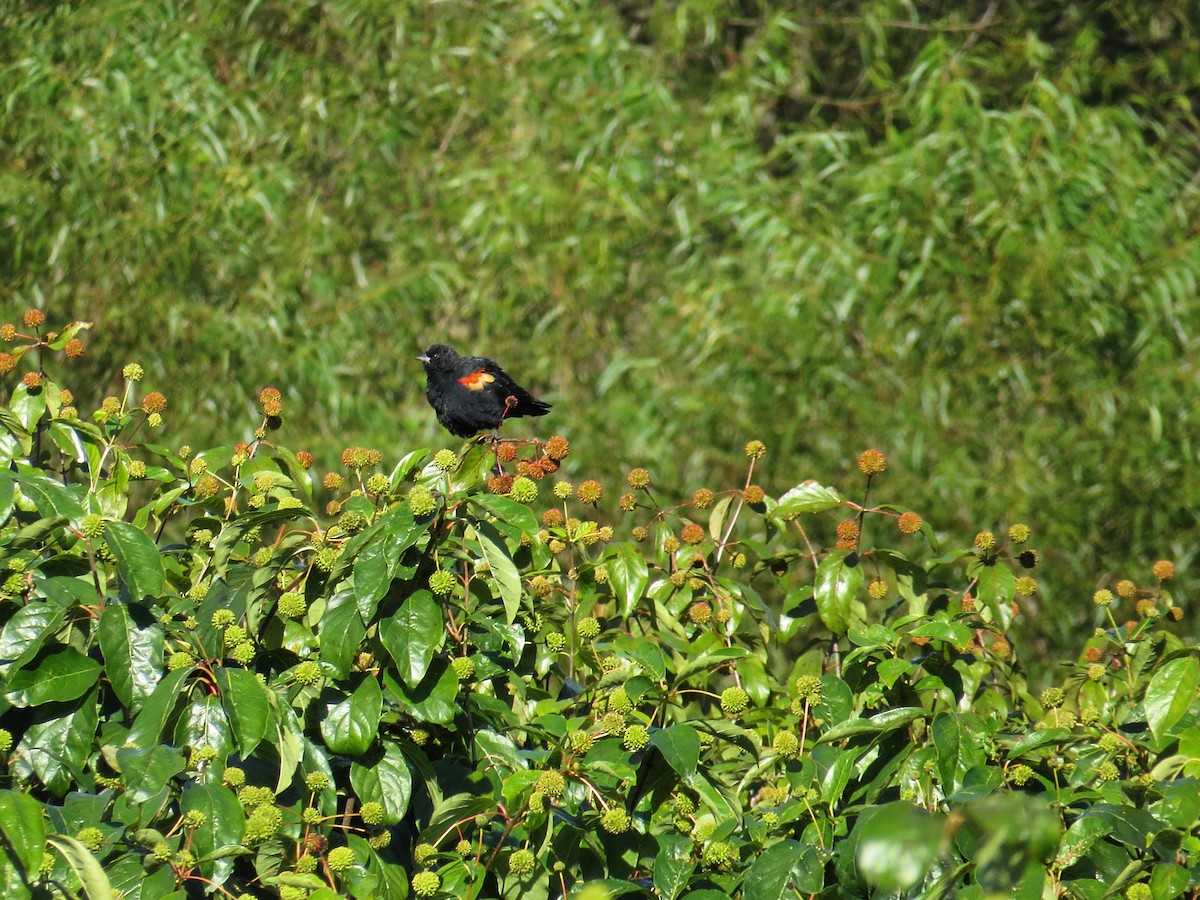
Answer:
417, 343, 552, 438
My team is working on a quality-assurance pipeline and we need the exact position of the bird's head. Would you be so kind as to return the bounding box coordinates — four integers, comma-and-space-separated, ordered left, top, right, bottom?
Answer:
417, 343, 458, 369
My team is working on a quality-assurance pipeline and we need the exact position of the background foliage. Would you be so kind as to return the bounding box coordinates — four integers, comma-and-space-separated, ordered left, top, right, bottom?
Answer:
0, 331, 1196, 898
2, 2, 1199, 669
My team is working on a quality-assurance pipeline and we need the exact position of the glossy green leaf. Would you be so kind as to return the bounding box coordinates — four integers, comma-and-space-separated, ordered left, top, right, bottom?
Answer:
474, 520, 522, 624
3, 648, 101, 706
46, 321, 93, 349
15, 473, 84, 522
422, 793, 499, 842
0, 602, 66, 677
470, 494, 538, 534
321, 676, 382, 757
181, 783, 245, 884
352, 540, 389, 622
103, 521, 164, 600
744, 840, 809, 899
931, 713, 985, 795
380, 590, 442, 686
215, 667, 272, 756
44, 835, 113, 900
606, 542, 650, 619
649, 725, 700, 781
350, 742, 413, 825
0, 790, 45, 875
814, 549, 861, 634
816, 707, 925, 744
173, 696, 235, 761
320, 588, 367, 677
389, 660, 458, 725
1145, 655, 1199, 741
791, 845, 826, 893
0, 472, 14, 520
10, 382, 47, 432
19, 686, 98, 796
971, 560, 1016, 629
773, 481, 843, 517
106, 855, 175, 897
98, 603, 163, 711
1150, 862, 1190, 899
126, 667, 191, 747
115, 746, 185, 804
652, 834, 694, 900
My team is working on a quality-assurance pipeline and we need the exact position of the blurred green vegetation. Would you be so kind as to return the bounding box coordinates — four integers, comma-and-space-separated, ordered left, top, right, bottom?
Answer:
3, 0, 1198, 659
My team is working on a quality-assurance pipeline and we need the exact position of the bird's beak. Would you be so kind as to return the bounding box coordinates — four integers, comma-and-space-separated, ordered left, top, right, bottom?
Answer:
416, 354, 429, 363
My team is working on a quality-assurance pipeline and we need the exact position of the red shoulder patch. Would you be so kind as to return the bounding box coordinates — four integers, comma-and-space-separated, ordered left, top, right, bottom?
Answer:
458, 369, 497, 391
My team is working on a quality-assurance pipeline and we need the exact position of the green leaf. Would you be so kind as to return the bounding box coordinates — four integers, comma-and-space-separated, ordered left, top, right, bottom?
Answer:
173, 696, 234, 762
649, 725, 700, 781
652, 834, 694, 900
352, 541, 390, 622
10, 382, 47, 432
791, 845, 826, 893
959, 795, 1060, 893
380, 590, 442, 686
474, 520, 522, 624
1145, 655, 1199, 741
126, 666, 191, 747
816, 707, 925, 744
320, 588, 366, 678
1006, 728, 1073, 757
103, 521, 165, 600
107, 854, 175, 898
606, 542, 649, 619
3, 648, 101, 706
773, 481, 843, 517
1055, 814, 1112, 869
744, 840, 808, 899
422, 793, 499, 843
44, 835, 113, 900
876, 657, 912, 688
0, 472, 15, 521
15, 472, 84, 522
46, 321, 93, 350
0, 516, 66, 556
931, 713, 985, 795
19, 686, 98, 795
388, 660, 458, 725
970, 560, 1016, 629
814, 743, 861, 805
469, 494, 538, 534
855, 801, 945, 891
98, 603, 164, 712
181, 784, 245, 885
350, 742, 413, 825
115, 746, 185, 804
0, 602, 66, 677
1150, 862, 1190, 900
215, 667, 273, 756
814, 549, 861, 634
0, 790, 45, 875
321, 676, 382, 757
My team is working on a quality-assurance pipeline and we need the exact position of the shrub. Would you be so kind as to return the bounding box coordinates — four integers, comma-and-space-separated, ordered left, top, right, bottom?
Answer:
0, 319, 1195, 897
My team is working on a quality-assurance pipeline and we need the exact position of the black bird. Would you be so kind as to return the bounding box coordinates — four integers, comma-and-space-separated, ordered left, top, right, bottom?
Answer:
417, 343, 551, 438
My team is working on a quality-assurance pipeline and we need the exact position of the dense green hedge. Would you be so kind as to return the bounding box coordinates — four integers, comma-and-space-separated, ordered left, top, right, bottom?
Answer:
3, 2, 1199, 669
0, 321, 1196, 898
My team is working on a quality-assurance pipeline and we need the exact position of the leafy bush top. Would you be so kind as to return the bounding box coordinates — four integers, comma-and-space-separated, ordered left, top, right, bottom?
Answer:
0, 319, 1196, 899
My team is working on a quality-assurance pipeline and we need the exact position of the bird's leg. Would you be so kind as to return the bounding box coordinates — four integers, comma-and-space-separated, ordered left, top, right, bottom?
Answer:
491, 395, 519, 445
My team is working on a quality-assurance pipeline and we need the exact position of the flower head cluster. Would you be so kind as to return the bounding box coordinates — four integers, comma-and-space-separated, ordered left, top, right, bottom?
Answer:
857, 448, 886, 475
259, 387, 283, 417
341, 446, 382, 469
